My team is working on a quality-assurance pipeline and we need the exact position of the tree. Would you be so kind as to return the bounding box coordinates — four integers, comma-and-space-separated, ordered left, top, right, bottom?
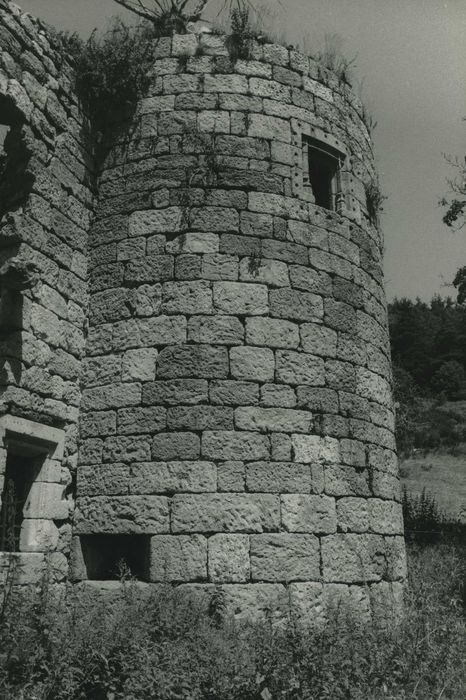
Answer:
431, 360, 465, 399
440, 152, 466, 231
111, 1, 211, 24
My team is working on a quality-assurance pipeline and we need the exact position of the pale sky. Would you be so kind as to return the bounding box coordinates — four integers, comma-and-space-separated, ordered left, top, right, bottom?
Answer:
15, 0, 466, 302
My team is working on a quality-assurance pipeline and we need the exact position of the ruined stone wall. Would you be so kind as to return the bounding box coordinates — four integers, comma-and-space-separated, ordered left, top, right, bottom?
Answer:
74, 32, 406, 622
0, 1, 94, 584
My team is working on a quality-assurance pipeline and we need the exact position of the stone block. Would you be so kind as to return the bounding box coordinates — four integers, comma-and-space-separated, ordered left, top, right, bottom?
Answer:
213, 282, 268, 315
340, 439, 366, 467
81, 383, 141, 411
250, 534, 320, 582
198, 110, 230, 133
270, 289, 323, 322
245, 461, 311, 493
80, 411, 117, 439
162, 281, 213, 314
202, 431, 270, 461
150, 535, 207, 582
336, 497, 369, 533
208, 534, 250, 582
78, 463, 129, 497
209, 380, 259, 405
296, 386, 339, 413
79, 438, 103, 465
230, 346, 274, 382
324, 464, 371, 497
157, 345, 229, 379
371, 471, 401, 501
292, 434, 340, 464
324, 298, 357, 333
143, 379, 208, 405
239, 257, 289, 287
24, 483, 68, 520
204, 74, 247, 93
169, 231, 219, 254
276, 350, 325, 386
152, 432, 200, 461
289, 265, 332, 296
245, 317, 299, 349
19, 519, 59, 552
321, 534, 388, 583
190, 207, 239, 232
248, 114, 291, 143
369, 500, 404, 535
129, 208, 183, 237
357, 368, 392, 407
0, 553, 46, 586
122, 348, 158, 382
131, 461, 216, 494
300, 323, 337, 357
202, 254, 239, 281
220, 583, 289, 622
117, 406, 167, 435
234, 406, 312, 433
281, 495, 337, 533
75, 496, 169, 534
81, 356, 121, 388
167, 406, 233, 431
172, 493, 279, 533
260, 384, 296, 407
289, 582, 325, 625
218, 461, 245, 492
103, 436, 151, 463
125, 255, 174, 285
188, 315, 244, 345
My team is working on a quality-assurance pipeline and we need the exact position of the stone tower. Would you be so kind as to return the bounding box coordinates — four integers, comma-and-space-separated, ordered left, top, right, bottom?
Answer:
0, 1, 406, 623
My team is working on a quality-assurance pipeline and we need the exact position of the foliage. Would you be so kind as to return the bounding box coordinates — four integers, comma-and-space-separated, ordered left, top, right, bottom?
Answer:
316, 33, 357, 86
389, 295, 466, 391
365, 176, 385, 224
225, 3, 255, 61
431, 360, 465, 399
440, 153, 466, 231
64, 19, 157, 136
402, 487, 466, 545
111, 0, 211, 28
0, 543, 465, 699
453, 266, 466, 305
392, 364, 420, 457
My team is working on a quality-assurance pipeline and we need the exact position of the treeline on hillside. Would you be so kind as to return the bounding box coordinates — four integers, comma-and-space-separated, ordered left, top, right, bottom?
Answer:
389, 296, 466, 455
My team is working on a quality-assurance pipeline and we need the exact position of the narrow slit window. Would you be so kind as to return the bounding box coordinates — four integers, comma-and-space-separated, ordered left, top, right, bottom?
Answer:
80, 534, 150, 581
307, 138, 341, 210
0, 453, 39, 552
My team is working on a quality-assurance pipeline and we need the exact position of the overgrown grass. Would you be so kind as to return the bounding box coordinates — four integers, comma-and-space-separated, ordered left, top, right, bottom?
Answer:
0, 540, 465, 699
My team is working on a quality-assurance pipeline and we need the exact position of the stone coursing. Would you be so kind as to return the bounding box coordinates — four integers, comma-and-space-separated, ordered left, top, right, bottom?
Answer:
0, 2, 406, 624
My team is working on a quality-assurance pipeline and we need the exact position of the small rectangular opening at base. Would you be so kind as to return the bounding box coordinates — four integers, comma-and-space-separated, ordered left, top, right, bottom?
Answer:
80, 534, 150, 581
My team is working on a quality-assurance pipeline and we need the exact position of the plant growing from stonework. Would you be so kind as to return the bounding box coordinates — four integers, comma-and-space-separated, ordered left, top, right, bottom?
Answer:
365, 176, 386, 226
61, 19, 156, 138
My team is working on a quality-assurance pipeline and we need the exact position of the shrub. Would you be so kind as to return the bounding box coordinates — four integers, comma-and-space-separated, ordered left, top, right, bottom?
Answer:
0, 541, 465, 699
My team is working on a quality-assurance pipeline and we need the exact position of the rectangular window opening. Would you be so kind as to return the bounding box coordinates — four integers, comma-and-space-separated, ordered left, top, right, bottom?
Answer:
80, 534, 150, 581
307, 138, 341, 211
0, 452, 40, 552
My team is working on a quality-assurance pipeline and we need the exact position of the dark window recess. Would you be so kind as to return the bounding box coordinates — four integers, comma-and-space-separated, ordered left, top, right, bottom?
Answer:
307, 141, 340, 210
0, 453, 38, 552
80, 535, 150, 581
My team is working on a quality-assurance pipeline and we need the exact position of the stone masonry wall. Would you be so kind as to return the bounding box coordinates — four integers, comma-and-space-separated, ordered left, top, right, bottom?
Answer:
0, 1, 94, 585
74, 32, 406, 623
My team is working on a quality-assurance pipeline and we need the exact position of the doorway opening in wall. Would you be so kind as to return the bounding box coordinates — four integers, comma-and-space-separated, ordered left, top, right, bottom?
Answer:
80, 534, 150, 581
306, 137, 341, 210
0, 452, 40, 552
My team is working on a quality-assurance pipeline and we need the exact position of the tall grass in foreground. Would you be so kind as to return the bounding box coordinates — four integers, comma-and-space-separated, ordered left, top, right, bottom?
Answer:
0, 542, 465, 699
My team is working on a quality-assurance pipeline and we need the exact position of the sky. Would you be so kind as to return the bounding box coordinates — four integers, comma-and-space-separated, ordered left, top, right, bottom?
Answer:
15, 0, 466, 302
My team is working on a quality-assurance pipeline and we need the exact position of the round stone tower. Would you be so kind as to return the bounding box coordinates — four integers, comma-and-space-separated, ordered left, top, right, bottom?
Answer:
74, 32, 406, 623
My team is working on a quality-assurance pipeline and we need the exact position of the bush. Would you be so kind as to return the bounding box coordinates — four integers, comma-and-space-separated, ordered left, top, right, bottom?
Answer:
0, 542, 465, 699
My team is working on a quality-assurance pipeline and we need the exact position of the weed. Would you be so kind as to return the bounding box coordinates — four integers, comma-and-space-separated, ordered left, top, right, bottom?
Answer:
317, 33, 357, 86
365, 175, 386, 225
0, 542, 465, 698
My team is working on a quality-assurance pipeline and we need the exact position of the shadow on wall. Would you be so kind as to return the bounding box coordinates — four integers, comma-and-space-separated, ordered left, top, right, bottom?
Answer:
0, 95, 37, 391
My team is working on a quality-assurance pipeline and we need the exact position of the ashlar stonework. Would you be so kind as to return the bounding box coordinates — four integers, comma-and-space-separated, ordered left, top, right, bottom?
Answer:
0, 0, 406, 624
